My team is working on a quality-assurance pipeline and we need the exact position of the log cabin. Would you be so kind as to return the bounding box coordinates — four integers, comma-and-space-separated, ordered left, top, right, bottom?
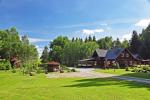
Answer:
78, 48, 141, 68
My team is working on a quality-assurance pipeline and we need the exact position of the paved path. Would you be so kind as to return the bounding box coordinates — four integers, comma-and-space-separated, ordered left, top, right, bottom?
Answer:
47, 68, 150, 84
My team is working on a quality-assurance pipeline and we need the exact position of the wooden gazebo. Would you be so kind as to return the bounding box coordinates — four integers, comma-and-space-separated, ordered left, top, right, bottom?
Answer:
47, 61, 60, 72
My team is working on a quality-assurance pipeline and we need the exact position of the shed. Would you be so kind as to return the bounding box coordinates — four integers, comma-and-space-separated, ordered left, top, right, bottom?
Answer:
47, 61, 60, 72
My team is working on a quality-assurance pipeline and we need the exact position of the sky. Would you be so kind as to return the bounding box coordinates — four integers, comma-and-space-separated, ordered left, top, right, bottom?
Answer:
0, 0, 150, 56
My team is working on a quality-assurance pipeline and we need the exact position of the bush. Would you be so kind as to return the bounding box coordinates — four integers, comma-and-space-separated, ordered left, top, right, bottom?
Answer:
36, 67, 43, 74
125, 67, 130, 71
71, 68, 76, 72
12, 69, 16, 73
0, 64, 5, 70
112, 62, 120, 69
142, 66, 150, 71
21, 62, 39, 74
60, 70, 64, 73
29, 72, 36, 76
61, 65, 69, 70
116, 62, 120, 69
0, 59, 11, 70
45, 70, 48, 74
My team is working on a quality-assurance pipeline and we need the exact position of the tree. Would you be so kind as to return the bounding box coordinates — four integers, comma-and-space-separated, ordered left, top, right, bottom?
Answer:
92, 36, 96, 42
63, 41, 99, 66
0, 27, 39, 70
50, 36, 69, 49
113, 38, 121, 48
85, 37, 88, 43
121, 39, 129, 48
22, 35, 29, 44
129, 30, 141, 54
97, 37, 113, 49
139, 25, 150, 59
72, 37, 75, 42
0, 28, 21, 60
40, 46, 49, 63
49, 36, 69, 63
88, 35, 92, 42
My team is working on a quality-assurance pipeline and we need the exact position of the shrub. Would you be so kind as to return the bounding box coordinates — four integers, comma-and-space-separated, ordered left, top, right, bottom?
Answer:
71, 68, 76, 72
125, 67, 130, 71
61, 65, 69, 70
67, 70, 71, 72
116, 62, 120, 69
0, 59, 11, 70
12, 69, 16, 73
60, 70, 64, 73
142, 66, 150, 71
45, 70, 48, 74
36, 67, 43, 74
29, 72, 36, 76
21, 62, 39, 74
0, 64, 5, 70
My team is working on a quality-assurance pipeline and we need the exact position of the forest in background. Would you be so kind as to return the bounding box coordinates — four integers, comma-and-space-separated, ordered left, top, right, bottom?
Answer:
0, 24, 150, 68
41, 25, 150, 66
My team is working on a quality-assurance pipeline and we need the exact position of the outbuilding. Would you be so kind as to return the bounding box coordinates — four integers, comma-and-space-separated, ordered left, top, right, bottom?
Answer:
47, 61, 60, 72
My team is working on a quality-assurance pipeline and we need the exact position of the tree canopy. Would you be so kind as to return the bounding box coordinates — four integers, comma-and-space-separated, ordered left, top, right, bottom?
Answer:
0, 27, 39, 68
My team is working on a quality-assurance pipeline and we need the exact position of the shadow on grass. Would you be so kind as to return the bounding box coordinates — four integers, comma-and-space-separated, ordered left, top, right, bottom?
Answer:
121, 72, 150, 79
63, 77, 150, 90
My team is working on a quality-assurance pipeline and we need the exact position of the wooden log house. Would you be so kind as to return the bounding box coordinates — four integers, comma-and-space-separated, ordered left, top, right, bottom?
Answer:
78, 48, 142, 68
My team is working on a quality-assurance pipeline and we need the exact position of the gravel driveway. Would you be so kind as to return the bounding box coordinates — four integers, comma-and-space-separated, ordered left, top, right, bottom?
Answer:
46, 68, 117, 78
46, 67, 150, 84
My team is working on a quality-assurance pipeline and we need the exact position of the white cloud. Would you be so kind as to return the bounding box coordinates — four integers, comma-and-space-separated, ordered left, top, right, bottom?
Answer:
35, 45, 44, 57
82, 29, 104, 35
135, 19, 150, 27
29, 38, 49, 43
120, 33, 132, 42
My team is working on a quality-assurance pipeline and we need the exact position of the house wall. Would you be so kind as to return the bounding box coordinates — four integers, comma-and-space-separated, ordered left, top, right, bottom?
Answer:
95, 57, 105, 68
116, 49, 139, 66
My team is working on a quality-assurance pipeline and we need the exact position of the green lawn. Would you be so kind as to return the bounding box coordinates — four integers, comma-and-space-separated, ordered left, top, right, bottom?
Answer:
0, 71, 150, 100
95, 69, 150, 79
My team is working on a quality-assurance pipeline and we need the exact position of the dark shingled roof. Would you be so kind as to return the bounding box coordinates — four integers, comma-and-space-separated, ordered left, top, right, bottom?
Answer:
94, 49, 108, 57
92, 48, 125, 60
106, 48, 124, 60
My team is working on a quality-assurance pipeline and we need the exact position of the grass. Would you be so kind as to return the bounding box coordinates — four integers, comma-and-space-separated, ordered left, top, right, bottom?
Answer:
0, 71, 150, 100
95, 69, 150, 79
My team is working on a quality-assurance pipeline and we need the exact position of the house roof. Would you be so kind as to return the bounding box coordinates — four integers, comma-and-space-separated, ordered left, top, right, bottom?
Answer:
93, 48, 140, 60
93, 49, 108, 58
106, 48, 124, 60
78, 58, 95, 62
47, 61, 60, 66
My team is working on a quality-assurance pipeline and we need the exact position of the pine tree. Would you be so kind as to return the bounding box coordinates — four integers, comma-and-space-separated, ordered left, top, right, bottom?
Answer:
72, 37, 75, 42
85, 37, 88, 43
40, 46, 49, 63
130, 30, 141, 54
75, 38, 78, 42
140, 25, 150, 59
80, 38, 83, 42
92, 36, 96, 42
88, 35, 92, 42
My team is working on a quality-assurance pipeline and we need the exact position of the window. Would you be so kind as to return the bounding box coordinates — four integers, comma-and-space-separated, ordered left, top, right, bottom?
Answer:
121, 53, 124, 57
126, 53, 129, 57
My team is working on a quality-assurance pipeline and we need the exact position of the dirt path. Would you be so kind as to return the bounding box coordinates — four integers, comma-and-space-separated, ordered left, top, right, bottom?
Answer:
46, 68, 150, 84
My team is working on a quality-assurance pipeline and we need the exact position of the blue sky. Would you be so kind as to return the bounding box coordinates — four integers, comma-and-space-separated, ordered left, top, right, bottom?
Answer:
0, 0, 150, 55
